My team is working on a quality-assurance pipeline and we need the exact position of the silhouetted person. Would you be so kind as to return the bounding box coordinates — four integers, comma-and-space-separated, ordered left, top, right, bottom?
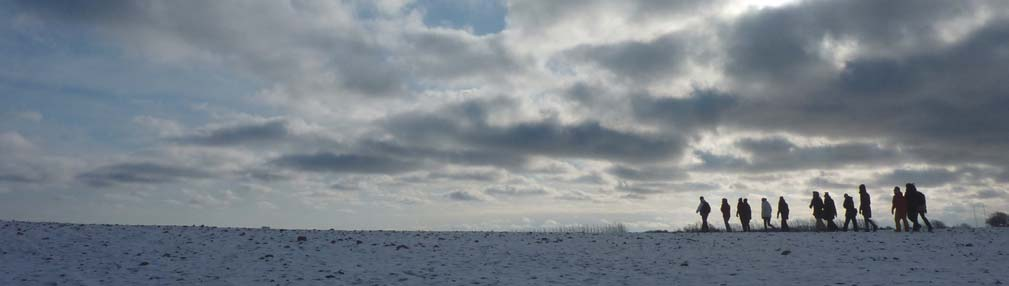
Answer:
696, 196, 711, 232
736, 198, 746, 231
742, 199, 753, 232
777, 196, 790, 231
823, 192, 839, 231
760, 198, 775, 231
721, 198, 732, 232
809, 191, 826, 231
858, 184, 879, 232
905, 183, 933, 232
891, 187, 910, 232
842, 194, 859, 231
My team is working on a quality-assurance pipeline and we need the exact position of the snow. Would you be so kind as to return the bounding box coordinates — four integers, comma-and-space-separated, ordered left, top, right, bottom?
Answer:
2, 220, 1007, 285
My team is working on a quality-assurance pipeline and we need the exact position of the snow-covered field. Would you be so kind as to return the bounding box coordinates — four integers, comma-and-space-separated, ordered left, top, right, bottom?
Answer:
2, 221, 1006, 285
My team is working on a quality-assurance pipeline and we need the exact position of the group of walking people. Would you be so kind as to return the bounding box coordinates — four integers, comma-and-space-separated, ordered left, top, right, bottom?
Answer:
695, 183, 933, 232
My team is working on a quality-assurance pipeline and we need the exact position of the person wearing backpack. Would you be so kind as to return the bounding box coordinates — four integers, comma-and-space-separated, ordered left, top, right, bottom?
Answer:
842, 194, 859, 231
891, 187, 910, 232
809, 191, 826, 232
905, 183, 933, 232
823, 192, 839, 231
696, 196, 712, 232
777, 196, 790, 231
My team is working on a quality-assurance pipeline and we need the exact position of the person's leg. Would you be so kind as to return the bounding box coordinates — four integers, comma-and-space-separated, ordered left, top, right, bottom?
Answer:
843, 217, 850, 231
853, 217, 859, 232
866, 216, 878, 232
919, 212, 932, 232
701, 214, 709, 232
781, 218, 789, 231
908, 211, 921, 232
815, 218, 825, 232
901, 217, 910, 232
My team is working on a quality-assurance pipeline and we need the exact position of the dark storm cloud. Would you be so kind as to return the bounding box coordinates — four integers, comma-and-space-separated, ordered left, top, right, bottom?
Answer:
271, 153, 419, 174
77, 162, 212, 187
565, 33, 694, 82
360, 139, 528, 170
384, 97, 686, 164
631, 89, 738, 133
972, 189, 1008, 200
173, 119, 290, 146
722, 0, 984, 82
694, 137, 901, 173
873, 168, 962, 188
713, 0, 1009, 175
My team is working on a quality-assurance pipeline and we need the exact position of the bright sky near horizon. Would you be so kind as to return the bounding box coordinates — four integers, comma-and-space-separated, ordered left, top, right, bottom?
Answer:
1, 0, 1008, 231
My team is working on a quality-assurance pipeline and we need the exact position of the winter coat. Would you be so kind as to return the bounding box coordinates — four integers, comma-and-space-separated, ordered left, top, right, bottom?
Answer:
741, 202, 752, 220
908, 190, 927, 213
777, 200, 789, 219
892, 194, 907, 217
823, 196, 837, 220
859, 190, 872, 218
809, 197, 824, 219
761, 200, 772, 218
721, 202, 731, 219
843, 196, 857, 218
697, 201, 711, 215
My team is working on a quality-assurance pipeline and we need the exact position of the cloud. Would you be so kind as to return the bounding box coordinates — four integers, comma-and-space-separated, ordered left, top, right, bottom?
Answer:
606, 165, 685, 181
77, 162, 212, 187
563, 32, 697, 83
447, 190, 485, 202
630, 89, 739, 133
427, 169, 505, 182
873, 167, 962, 188
173, 119, 290, 146
385, 97, 686, 164
694, 137, 902, 173
270, 152, 419, 174
483, 186, 548, 197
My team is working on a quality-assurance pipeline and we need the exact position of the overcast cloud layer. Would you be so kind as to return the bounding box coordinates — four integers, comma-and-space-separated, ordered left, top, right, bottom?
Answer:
2, 0, 1008, 230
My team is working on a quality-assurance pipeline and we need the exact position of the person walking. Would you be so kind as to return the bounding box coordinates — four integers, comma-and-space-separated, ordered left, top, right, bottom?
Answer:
736, 198, 746, 232
842, 194, 859, 231
696, 197, 711, 232
741, 199, 753, 232
823, 192, 839, 231
743, 199, 753, 232
760, 198, 775, 231
809, 191, 826, 231
777, 196, 790, 231
905, 183, 933, 232
891, 187, 910, 232
858, 184, 879, 232
721, 198, 732, 232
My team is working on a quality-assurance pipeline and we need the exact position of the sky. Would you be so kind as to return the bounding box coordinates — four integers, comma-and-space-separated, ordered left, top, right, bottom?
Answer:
2, 0, 1008, 231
